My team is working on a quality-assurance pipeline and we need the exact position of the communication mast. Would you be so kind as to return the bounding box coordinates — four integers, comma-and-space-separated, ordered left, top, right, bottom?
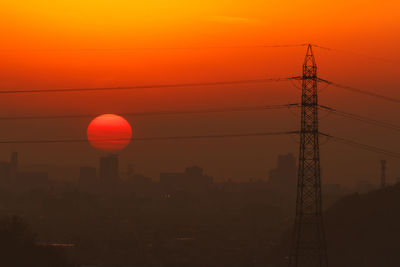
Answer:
381, 160, 386, 188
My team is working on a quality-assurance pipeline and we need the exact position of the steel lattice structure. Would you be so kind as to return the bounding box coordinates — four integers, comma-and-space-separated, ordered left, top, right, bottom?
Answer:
289, 44, 328, 267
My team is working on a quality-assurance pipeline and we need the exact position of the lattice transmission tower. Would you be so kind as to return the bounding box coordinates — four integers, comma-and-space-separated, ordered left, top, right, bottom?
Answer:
289, 44, 328, 267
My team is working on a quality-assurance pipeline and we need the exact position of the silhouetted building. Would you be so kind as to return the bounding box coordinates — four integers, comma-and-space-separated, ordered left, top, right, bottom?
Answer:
160, 166, 213, 194
323, 183, 342, 195
10, 152, 18, 180
0, 152, 19, 183
132, 173, 152, 185
0, 162, 11, 182
100, 154, 119, 182
268, 153, 297, 193
79, 166, 97, 188
17, 171, 49, 189
127, 173, 154, 197
356, 180, 375, 193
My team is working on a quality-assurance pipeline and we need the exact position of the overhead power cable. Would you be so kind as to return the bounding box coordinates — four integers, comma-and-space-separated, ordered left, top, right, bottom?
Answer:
0, 44, 307, 52
0, 131, 299, 144
318, 78, 400, 104
319, 132, 400, 158
0, 103, 300, 121
312, 44, 398, 65
319, 105, 400, 132
0, 77, 295, 94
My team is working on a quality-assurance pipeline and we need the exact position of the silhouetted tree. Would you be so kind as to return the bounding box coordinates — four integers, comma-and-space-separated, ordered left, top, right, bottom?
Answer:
0, 215, 75, 267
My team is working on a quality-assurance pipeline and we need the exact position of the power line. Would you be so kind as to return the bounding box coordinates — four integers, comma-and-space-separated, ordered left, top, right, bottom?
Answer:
318, 78, 400, 104
0, 104, 300, 121
0, 77, 295, 94
312, 44, 398, 65
0, 44, 307, 52
320, 132, 400, 158
319, 105, 400, 132
0, 131, 298, 144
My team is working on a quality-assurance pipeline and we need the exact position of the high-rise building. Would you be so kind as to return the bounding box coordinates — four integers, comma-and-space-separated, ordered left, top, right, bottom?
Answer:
0, 152, 48, 190
99, 154, 119, 182
0, 152, 19, 182
268, 153, 297, 193
160, 165, 213, 193
10, 152, 18, 179
80, 166, 97, 182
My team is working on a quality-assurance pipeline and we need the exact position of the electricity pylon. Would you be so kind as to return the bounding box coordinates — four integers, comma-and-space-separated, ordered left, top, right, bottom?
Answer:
289, 44, 328, 267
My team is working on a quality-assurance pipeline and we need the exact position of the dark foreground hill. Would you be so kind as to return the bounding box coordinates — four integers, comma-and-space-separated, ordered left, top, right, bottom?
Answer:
270, 183, 400, 267
325, 183, 400, 267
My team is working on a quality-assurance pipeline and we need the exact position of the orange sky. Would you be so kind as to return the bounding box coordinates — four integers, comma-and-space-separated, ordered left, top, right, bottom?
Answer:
1, 1, 399, 48
0, 0, 399, 184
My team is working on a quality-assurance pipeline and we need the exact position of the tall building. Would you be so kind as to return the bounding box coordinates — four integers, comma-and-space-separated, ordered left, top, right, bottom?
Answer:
356, 180, 375, 194
160, 166, 213, 194
0, 152, 48, 190
99, 154, 119, 182
17, 171, 48, 189
268, 153, 297, 193
0, 152, 19, 183
79, 166, 96, 182
10, 152, 18, 180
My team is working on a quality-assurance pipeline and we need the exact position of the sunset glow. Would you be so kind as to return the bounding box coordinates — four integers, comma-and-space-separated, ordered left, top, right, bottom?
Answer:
1, 1, 400, 266
0, 0, 399, 182
87, 114, 132, 152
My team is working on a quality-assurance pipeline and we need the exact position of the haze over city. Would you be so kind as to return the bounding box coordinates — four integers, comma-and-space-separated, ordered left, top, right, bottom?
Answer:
0, 1, 399, 266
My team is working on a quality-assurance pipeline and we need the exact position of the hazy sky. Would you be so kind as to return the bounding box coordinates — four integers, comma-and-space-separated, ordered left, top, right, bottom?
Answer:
0, 1, 399, 185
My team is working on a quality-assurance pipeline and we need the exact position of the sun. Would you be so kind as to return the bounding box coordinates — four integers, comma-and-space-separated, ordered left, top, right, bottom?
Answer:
87, 114, 132, 152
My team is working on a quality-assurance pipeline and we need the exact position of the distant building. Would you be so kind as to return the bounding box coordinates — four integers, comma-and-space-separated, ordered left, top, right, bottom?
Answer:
99, 154, 119, 182
268, 153, 297, 193
128, 173, 153, 196
0, 152, 18, 183
0, 152, 49, 189
0, 162, 11, 182
356, 180, 375, 194
132, 174, 152, 185
323, 183, 342, 195
17, 171, 48, 189
79, 166, 97, 186
10, 152, 18, 180
160, 166, 213, 194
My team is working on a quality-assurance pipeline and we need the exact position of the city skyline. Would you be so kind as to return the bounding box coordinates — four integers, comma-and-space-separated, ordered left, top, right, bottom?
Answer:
0, 1, 399, 266
0, 1, 399, 185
